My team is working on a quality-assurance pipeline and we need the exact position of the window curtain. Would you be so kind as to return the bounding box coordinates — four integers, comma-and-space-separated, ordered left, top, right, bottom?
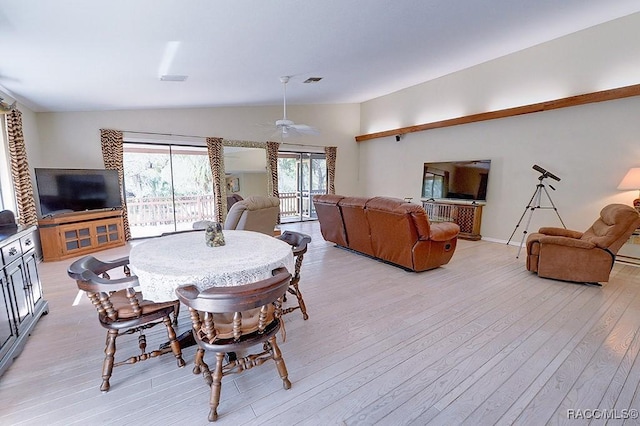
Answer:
325, 146, 337, 194
266, 141, 280, 199
265, 141, 280, 224
206, 137, 225, 223
100, 129, 131, 240
5, 109, 38, 226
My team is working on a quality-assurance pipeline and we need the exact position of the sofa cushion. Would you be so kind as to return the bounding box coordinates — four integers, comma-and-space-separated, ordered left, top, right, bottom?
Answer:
312, 194, 348, 247
365, 197, 420, 269
338, 197, 374, 256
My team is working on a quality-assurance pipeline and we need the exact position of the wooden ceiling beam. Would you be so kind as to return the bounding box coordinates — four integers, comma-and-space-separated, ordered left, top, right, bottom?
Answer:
355, 83, 640, 142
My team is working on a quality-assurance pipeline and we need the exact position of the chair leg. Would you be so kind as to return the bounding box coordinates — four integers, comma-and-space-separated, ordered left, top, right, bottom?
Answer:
268, 335, 291, 390
194, 347, 205, 375
163, 316, 186, 367
172, 301, 180, 325
291, 280, 309, 320
101, 329, 118, 392
209, 352, 225, 422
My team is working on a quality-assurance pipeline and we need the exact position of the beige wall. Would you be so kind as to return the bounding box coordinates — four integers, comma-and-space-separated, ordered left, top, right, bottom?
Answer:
30, 103, 361, 198
236, 172, 269, 198
359, 12, 640, 241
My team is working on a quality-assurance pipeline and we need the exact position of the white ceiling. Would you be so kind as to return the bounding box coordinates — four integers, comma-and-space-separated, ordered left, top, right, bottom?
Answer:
1, 0, 639, 113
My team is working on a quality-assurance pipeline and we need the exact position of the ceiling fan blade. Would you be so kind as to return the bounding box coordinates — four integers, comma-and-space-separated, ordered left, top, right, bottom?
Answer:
290, 123, 320, 135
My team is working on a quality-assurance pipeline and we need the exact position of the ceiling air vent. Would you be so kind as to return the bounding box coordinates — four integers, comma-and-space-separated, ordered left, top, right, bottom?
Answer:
160, 75, 188, 82
303, 77, 323, 83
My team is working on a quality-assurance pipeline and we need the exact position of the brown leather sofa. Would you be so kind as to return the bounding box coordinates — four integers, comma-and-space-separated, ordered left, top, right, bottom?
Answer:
313, 195, 460, 271
526, 203, 640, 284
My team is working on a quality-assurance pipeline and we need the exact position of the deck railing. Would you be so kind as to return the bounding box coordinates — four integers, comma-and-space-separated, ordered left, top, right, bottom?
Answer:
279, 192, 298, 218
126, 191, 326, 229
126, 195, 216, 226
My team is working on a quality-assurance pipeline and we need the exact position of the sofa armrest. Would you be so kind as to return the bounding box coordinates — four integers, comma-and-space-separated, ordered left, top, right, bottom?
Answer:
428, 222, 460, 241
538, 227, 583, 239
538, 235, 595, 249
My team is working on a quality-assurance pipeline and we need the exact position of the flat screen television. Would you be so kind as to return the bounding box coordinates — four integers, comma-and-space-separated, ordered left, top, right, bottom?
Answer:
422, 159, 491, 202
35, 168, 123, 217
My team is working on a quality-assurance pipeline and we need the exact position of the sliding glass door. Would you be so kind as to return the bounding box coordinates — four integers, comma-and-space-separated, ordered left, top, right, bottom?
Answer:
278, 152, 327, 222
123, 143, 215, 238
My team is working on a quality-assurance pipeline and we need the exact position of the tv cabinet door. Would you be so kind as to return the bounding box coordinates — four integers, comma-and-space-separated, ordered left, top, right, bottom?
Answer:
59, 223, 93, 257
93, 218, 123, 247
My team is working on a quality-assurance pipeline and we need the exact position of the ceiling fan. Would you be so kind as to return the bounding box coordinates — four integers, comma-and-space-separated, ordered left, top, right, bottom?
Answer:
274, 76, 319, 138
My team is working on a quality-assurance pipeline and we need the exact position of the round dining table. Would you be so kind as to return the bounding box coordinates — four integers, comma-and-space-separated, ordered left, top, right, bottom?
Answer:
129, 230, 295, 302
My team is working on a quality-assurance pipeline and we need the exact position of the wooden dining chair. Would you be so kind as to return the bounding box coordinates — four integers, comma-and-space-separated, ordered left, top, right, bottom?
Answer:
276, 230, 312, 320
176, 267, 292, 422
67, 255, 185, 392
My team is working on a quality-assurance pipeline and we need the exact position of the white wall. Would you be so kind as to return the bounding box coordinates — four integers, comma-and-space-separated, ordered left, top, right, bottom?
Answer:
32, 103, 361, 196
359, 12, 640, 241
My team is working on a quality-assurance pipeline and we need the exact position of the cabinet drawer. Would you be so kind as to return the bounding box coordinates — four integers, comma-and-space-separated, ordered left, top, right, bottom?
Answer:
1, 240, 22, 265
20, 233, 36, 254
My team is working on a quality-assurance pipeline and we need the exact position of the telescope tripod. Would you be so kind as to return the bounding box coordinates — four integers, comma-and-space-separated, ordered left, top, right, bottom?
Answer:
507, 179, 566, 258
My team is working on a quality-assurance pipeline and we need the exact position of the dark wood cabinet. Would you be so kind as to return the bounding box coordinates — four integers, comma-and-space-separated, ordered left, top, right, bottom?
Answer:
0, 273, 17, 363
0, 226, 49, 377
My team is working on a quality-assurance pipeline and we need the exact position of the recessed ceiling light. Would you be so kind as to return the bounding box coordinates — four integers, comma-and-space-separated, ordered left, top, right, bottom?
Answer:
160, 75, 188, 82
303, 77, 323, 83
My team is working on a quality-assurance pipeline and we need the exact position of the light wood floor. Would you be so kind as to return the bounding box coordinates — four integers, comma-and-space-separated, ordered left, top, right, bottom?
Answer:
2, 221, 640, 425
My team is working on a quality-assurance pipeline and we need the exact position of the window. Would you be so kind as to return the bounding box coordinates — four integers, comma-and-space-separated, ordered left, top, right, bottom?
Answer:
123, 143, 215, 238
422, 167, 448, 199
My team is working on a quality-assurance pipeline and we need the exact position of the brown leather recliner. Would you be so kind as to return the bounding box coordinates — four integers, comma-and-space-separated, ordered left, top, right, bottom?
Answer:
313, 195, 460, 271
526, 204, 640, 283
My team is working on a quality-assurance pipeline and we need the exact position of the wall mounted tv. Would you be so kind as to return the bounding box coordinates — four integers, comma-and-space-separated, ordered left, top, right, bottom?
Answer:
35, 168, 123, 217
422, 159, 491, 202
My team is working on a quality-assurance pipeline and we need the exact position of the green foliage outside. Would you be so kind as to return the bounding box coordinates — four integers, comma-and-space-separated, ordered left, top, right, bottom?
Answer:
123, 151, 213, 199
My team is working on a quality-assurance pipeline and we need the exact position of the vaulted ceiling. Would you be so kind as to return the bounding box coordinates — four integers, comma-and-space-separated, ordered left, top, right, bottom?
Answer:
1, 0, 639, 112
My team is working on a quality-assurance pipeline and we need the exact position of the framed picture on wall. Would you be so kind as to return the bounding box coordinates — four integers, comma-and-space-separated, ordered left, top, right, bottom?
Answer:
226, 177, 240, 193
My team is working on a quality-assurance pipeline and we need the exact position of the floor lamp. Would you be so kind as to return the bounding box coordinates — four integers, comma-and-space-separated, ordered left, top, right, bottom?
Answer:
618, 167, 640, 212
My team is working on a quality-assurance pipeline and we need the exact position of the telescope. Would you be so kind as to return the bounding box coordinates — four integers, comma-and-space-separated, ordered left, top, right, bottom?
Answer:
508, 163, 566, 257
532, 164, 560, 182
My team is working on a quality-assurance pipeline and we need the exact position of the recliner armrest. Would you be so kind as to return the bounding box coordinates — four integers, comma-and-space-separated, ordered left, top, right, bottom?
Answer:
428, 222, 460, 241
538, 235, 595, 249
538, 227, 583, 239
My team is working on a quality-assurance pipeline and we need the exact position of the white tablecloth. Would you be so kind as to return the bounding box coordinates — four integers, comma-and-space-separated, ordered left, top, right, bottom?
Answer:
129, 230, 294, 302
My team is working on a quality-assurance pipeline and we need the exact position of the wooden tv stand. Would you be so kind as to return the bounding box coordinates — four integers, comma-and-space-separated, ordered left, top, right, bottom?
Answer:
38, 210, 125, 262
422, 199, 484, 240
